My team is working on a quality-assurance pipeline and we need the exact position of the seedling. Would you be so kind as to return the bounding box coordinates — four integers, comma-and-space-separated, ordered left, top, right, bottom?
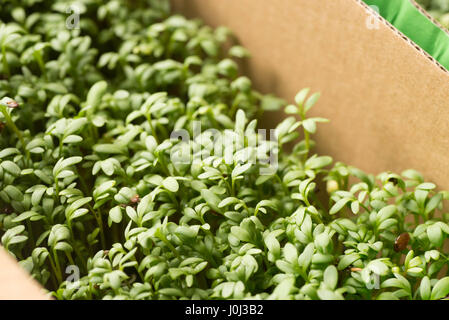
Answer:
1, 0, 449, 301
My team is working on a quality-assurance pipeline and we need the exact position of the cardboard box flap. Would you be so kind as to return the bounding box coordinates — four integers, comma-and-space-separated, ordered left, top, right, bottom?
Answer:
0, 247, 48, 299
364, 0, 449, 71
172, 0, 449, 193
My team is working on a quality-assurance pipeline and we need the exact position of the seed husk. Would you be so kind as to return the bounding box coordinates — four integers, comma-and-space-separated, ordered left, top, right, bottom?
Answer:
394, 232, 411, 252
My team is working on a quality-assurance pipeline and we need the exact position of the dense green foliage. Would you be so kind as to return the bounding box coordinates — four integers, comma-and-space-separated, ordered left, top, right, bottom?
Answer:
2, 0, 449, 300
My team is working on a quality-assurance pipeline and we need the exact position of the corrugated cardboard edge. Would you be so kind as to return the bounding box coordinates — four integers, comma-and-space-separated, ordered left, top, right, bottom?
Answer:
171, 0, 449, 192
0, 247, 49, 299
411, 0, 449, 37
360, 0, 449, 73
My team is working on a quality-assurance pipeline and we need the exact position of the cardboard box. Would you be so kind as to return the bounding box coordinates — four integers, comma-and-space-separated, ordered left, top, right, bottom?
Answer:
2, 0, 449, 299
0, 247, 48, 299
172, 0, 449, 192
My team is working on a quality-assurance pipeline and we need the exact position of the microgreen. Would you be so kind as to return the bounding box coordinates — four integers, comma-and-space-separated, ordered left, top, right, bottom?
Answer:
2, 0, 449, 301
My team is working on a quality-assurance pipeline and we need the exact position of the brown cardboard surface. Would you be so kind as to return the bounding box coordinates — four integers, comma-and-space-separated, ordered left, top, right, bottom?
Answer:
0, 247, 49, 299
3, 0, 449, 298
172, 0, 449, 190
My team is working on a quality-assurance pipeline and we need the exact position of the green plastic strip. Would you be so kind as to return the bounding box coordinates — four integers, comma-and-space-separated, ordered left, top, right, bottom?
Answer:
363, 0, 449, 71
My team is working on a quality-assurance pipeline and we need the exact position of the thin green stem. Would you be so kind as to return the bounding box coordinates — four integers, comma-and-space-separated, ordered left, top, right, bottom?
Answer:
33, 51, 46, 79
54, 177, 60, 197
146, 113, 159, 144
1, 45, 9, 77
73, 244, 87, 272
59, 139, 63, 157
26, 220, 34, 247
88, 204, 106, 249
157, 154, 171, 177
65, 251, 75, 266
156, 232, 180, 259
52, 250, 63, 284
46, 254, 59, 289
0, 106, 30, 162
75, 167, 90, 196
167, 191, 179, 209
